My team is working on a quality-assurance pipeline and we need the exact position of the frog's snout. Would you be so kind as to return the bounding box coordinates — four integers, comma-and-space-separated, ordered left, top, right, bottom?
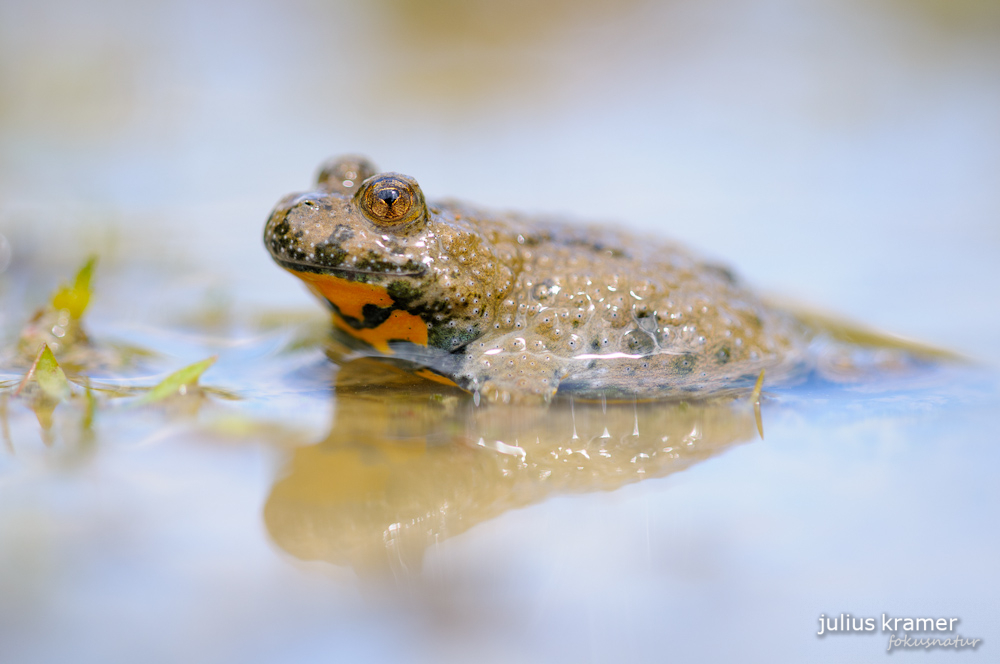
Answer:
264, 196, 324, 266
264, 191, 351, 266
263, 201, 297, 263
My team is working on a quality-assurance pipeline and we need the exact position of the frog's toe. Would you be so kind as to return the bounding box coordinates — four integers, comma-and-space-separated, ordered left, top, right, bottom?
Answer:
461, 348, 568, 404
478, 376, 560, 405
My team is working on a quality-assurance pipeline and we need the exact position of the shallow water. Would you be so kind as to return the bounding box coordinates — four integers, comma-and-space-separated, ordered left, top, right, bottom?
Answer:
2, 0, 999, 662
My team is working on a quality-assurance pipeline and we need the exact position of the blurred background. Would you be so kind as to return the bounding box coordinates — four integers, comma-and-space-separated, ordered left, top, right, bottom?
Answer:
2, 0, 998, 354
1, 1, 998, 662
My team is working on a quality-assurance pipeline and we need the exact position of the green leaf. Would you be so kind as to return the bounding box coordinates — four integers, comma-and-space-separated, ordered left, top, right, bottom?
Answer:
137, 356, 217, 404
83, 386, 97, 431
35, 344, 72, 401
51, 256, 97, 319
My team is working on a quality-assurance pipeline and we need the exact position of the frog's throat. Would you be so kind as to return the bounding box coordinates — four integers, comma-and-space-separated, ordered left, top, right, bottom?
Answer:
288, 269, 428, 353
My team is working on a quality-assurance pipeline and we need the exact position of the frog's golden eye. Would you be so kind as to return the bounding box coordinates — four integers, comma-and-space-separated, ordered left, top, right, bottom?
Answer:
357, 173, 426, 228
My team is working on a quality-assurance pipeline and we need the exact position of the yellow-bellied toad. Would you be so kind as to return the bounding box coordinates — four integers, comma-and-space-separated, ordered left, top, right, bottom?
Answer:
264, 156, 807, 403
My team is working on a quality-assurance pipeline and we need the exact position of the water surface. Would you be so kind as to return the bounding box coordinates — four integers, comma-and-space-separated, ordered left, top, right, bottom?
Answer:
1, 0, 998, 662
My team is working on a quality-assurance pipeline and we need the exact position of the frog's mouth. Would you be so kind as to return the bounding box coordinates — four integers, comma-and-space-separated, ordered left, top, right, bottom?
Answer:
270, 255, 426, 278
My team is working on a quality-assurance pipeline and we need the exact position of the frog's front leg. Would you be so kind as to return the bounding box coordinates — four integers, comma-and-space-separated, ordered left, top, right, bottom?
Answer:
457, 338, 570, 404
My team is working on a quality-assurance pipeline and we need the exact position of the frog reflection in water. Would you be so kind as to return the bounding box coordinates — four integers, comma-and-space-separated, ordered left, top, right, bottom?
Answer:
262, 159, 950, 573
264, 359, 760, 575
265, 156, 812, 403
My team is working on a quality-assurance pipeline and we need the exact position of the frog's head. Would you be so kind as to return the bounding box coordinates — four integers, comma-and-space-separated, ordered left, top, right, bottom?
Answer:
264, 156, 509, 354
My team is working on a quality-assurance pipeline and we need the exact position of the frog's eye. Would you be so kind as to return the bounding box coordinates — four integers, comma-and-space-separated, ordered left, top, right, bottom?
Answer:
357, 173, 426, 228
316, 155, 377, 194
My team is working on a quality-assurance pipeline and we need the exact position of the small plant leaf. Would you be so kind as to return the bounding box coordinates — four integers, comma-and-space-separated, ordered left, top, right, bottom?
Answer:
137, 356, 217, 404
51, 256, 97, 319
35, 345, 72, 401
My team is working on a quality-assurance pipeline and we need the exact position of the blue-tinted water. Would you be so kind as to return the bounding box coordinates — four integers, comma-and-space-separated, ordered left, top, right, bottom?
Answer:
1, 0, 998, 662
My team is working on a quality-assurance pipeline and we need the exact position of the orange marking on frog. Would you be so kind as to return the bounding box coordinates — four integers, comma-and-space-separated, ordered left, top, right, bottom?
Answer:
288, 269, 428, 353
332, 310, 427, 353
289, 270, 427, 355
289, 269, 393, 320
414, 369, 459, 387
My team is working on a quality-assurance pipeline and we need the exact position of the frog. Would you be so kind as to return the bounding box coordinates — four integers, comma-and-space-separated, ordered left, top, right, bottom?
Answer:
263, 155, 816, 404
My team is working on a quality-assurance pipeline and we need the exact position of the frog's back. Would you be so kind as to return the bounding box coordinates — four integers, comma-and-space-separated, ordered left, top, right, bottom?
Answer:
447, 203, 806, 400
